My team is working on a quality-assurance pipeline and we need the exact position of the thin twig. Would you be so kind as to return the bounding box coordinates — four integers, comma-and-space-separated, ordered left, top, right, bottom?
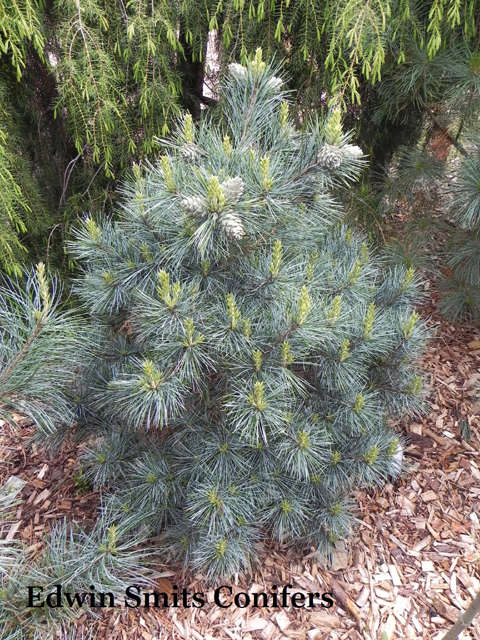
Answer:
441, 590, 480, 640
58, 146, 87, 211
46, 224, 63, 272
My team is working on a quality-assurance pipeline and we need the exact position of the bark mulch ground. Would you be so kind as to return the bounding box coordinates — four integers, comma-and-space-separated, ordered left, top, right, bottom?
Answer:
1, 293, 480, 640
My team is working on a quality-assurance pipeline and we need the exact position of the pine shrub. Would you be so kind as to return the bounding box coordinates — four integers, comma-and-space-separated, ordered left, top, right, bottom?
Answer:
70, 51, 427, 580
358, 40, 480, 324
439, 146, 480, 322
0, 266, 155, 638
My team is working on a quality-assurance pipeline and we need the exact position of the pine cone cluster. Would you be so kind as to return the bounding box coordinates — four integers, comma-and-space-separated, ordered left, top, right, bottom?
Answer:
228, 61, 282, 92
266, 76, 283, 92
181, 177, 244, 222
228, 63, 248, 82
342, 144, 363, 160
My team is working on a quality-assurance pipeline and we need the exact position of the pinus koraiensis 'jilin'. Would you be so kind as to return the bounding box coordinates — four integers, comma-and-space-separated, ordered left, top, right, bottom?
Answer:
71, 50, 426, 581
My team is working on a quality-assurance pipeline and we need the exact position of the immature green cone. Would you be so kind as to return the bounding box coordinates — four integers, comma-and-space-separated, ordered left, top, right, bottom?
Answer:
180, 142, 200, 161
228, 62, 248, 82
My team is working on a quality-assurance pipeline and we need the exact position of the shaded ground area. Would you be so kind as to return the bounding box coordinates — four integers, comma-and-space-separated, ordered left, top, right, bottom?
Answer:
1, 292, 480, 640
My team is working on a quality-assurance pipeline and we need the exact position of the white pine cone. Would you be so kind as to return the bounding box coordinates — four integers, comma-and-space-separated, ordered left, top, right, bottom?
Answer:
181, 195, 206, 216
180, 142, 200, 161
221, 177, 244, 204
341, 144, 363, 160
390, 443, 404, 476
265, 76, 283, 92
317, 144, 343, 170
220, 212, 245, 240
228, 63, 248, 82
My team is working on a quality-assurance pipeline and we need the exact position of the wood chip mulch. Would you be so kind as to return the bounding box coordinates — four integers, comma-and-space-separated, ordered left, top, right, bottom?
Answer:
1, 293, 480, 640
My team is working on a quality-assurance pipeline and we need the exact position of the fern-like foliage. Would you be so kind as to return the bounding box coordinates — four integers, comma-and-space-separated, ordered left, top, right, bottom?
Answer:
52, 0, 187, 177
0, 86, 46, 275
0, 0, 44, 81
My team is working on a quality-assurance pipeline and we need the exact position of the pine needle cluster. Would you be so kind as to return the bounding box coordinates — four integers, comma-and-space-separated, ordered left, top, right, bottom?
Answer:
65, 52, 427, 580
0, 481, 154, 640
0, 263, 90, 435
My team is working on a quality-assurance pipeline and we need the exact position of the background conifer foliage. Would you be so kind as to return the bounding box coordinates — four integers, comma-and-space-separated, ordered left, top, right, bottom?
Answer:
0, 0, 478, 276
67, 53, 427, 580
